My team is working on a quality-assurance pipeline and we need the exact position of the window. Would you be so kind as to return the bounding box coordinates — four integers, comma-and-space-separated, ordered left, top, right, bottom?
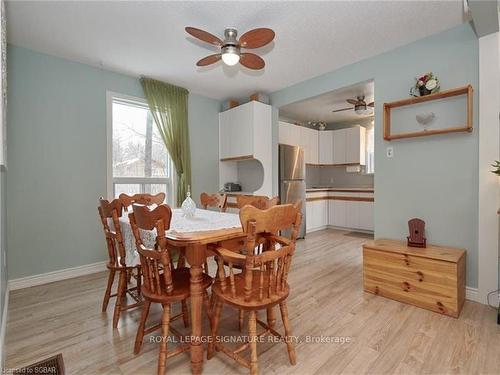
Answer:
107, 92, 173, 204
365, 121, 375, 174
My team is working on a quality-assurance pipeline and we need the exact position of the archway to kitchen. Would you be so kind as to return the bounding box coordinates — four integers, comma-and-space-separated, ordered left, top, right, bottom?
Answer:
277, 80, 375, 237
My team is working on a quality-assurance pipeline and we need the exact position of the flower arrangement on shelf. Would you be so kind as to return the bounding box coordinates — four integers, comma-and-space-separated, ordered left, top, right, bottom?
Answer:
491, 160, 500, 176
410, 72, 440, 97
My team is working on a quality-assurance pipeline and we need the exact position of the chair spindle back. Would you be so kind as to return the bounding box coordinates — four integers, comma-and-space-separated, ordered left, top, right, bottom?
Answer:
215, 204, 302, 303
98, 198, 127, 267
235, 195, 280, 210
128, 204, 175, 297
200, 192, 228, 212
119, 193, 166, 211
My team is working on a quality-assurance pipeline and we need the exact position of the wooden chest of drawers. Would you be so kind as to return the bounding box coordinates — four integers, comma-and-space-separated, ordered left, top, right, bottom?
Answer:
363, 239, 466, 318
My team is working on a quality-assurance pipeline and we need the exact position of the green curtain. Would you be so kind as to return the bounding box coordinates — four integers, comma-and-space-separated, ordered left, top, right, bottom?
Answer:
140, 77, 191, 207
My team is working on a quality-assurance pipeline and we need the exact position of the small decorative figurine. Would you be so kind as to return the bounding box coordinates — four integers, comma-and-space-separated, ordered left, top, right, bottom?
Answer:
181, 186, 196, 218
407, 218, 426, 248
416, 112, 435, 130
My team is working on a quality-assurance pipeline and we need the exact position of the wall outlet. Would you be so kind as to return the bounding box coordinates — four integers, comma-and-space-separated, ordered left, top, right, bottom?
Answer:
386, 146, 394, 158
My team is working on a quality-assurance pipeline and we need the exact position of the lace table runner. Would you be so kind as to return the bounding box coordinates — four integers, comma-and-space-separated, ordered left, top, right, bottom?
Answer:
117, 208, 241, 265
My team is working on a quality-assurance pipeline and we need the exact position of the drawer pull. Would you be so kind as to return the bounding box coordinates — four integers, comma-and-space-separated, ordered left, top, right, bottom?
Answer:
416, 271, 424, 282
436, 301, 445, 312
402, 281, 411, 292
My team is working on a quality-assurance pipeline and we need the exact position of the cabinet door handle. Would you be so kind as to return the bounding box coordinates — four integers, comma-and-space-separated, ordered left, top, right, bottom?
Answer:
416, 271, 424, 282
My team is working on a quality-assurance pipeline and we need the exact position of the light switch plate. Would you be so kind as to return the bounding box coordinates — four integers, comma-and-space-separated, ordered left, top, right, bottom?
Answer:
386, 146, 394, 158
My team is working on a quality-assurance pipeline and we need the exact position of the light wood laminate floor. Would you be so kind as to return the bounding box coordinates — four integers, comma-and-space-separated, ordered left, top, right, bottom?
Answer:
5, 229, 500, 374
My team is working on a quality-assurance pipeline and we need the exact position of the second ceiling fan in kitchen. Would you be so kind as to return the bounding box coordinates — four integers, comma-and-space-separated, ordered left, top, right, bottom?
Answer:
185, 26, 275, 70
332, 96, 374, 115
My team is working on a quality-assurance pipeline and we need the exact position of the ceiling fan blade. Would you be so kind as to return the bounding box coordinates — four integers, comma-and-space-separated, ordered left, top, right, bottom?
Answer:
196, 54, 222, 66
368, 102, 375, 107
332, 107, 353, 113
185, 27, 223, 47
240, 53, 265, 70
346, 99, 359, 105
239, 28, 275, 49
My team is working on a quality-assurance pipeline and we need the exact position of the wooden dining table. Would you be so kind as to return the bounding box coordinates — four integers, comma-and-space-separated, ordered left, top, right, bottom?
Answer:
119, 208, 246, 374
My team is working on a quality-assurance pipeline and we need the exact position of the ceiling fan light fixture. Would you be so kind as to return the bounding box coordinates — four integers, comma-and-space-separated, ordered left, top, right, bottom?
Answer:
221, 45, 240, 66
354, 105, 373, 116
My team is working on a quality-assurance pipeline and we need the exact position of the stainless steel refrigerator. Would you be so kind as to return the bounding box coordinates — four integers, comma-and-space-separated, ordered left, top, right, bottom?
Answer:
279, 144, 306, 238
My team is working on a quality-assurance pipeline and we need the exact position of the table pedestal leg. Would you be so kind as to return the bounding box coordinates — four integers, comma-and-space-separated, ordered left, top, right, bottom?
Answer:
186, 244, 206, 375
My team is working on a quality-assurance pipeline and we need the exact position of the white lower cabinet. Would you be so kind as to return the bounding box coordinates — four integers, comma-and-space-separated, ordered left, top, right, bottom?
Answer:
306, 201, 313, 232
345, 201, 359, 229
357, 201, 374, 231
306, 200, 328, 232
328, 200, 346, 228
329, 200, 373, 231
308, 196, 374, 233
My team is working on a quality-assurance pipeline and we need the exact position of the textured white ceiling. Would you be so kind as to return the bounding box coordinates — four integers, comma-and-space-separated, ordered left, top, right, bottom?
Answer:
280, 80, 374, 124
6, 1, 464, 100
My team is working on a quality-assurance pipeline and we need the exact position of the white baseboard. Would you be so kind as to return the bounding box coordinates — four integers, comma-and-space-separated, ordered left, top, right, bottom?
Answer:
305, 226, 329, 234
466, 287, 481, 303
306, 226, 375, 235
0, 286, 10, 369
8, 261, 107, 291
328, 225, 374, 234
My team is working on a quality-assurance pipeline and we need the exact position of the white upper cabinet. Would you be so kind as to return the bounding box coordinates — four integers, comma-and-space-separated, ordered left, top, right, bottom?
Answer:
280, 123, 366, 166
278, 122, 318, 164
318, 131, 334, 164
345, 126, 366, 165
278, 121, 293, 145
219, 101, 271, 160
305, 127, 319, 164
332, 129, 346, 164
330, 125, 366, 165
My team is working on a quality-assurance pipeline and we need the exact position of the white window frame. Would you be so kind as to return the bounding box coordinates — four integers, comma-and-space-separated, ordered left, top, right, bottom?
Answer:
106, 91, 176, 203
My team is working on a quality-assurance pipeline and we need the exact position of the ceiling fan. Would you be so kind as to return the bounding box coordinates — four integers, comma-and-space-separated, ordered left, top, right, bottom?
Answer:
332, 96, 374, 115
185, 26, 275, 70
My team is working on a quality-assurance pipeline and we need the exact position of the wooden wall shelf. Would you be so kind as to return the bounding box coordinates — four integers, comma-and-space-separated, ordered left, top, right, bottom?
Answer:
383, 85, 473, 141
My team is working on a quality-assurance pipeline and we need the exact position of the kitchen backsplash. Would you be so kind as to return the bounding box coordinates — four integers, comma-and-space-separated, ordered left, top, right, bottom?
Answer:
306, 165, 374, 188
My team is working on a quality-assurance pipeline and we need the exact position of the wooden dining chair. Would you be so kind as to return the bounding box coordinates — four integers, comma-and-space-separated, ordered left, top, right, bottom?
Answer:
129, 203, 213, 375
98, 198, 142, 328
233, 194, 280, 331
200, 192, 228, 212
119, 192, 166, 211
236, 195, 280, 210
207, 204, 302, 375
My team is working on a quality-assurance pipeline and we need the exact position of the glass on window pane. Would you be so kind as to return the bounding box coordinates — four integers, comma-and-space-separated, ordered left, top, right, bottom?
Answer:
114, 183, 141, 198
144, 184, 168, 200
112, 100, 170, 178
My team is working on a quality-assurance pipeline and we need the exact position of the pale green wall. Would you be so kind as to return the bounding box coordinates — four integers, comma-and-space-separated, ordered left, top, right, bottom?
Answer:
6, 45, 220, 279
271, 24, 479, 287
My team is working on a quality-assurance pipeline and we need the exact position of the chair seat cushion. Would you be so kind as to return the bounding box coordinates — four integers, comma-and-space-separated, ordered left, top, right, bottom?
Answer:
212, 270, 289, 309
142, 267, 213, 303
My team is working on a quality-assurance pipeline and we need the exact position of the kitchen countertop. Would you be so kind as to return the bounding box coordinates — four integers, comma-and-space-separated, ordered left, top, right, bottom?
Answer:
306, 187, 374, 193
